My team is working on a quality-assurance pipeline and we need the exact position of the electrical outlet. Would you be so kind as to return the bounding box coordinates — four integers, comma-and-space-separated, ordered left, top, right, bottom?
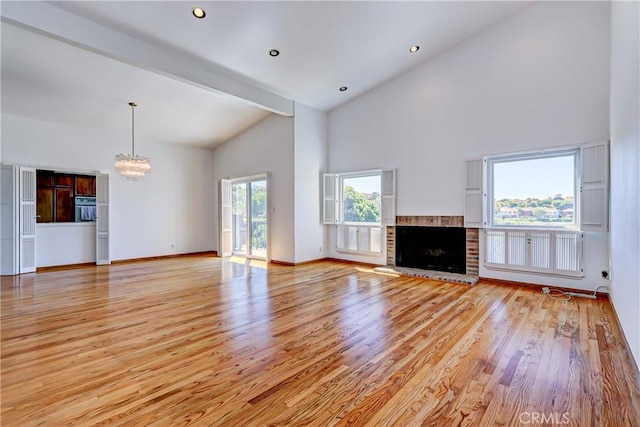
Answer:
601, 270, 609, 279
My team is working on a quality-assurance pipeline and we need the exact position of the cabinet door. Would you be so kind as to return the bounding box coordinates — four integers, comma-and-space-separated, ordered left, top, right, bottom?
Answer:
55, 175, 74, 187
36, 188, 53, 222
56, 188, 74, 222
76, 176, 90, 195
37, 172, 53, 188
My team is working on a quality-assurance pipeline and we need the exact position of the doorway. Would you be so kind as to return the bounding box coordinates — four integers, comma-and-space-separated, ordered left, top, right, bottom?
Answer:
230, 176, 268, 260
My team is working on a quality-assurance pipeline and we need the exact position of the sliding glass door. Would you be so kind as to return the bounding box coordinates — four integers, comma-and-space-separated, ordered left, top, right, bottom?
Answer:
249, 180, 267, 258
231, 176, 268, 260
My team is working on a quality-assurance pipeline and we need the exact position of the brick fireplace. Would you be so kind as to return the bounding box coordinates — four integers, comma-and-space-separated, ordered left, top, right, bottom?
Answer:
386, 216, 479, 277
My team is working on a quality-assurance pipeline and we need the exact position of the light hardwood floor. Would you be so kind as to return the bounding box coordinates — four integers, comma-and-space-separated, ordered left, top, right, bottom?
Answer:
2, 256, 639, 426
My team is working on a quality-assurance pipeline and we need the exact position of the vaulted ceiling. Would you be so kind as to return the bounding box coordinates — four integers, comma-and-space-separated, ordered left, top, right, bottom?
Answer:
1, 1, 532, 149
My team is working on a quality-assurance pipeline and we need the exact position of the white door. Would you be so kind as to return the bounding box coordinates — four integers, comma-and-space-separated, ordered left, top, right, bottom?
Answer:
19, 167, 36, 273
220, 179, 232, 257
96, 173, 110, 265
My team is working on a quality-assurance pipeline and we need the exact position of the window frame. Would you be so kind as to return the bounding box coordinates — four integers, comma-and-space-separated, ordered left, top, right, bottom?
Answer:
323, 168, 395, 256
338, 170, 383, 226
485, 148, 580, 231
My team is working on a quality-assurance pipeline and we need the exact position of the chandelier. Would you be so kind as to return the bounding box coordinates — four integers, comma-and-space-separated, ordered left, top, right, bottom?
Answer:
115, 102, 151, 180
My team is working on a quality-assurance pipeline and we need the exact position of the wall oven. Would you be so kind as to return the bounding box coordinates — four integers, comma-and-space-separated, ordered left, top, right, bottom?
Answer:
75, 196, 97, 222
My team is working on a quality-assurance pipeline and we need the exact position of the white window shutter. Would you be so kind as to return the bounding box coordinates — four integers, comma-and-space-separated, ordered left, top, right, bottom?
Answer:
464, 158, 483, 228
219, 179, 232, 257
580, 141, 608, 232
1, 165, 19, 275
19, 167, 36, 273
96, 173, 111, 265
323, 173, 337, 224
381, 169, 396, 226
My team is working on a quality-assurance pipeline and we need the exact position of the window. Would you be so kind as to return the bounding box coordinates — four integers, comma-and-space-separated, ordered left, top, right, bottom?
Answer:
466, 142, 609, 277
36, 170, 96, 223
323, 169, 395, 255
341, 174, 381, 224
487, 150, 578, 229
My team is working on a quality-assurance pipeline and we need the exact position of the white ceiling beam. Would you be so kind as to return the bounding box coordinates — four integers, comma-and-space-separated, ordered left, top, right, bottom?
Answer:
1, 1, 294, 116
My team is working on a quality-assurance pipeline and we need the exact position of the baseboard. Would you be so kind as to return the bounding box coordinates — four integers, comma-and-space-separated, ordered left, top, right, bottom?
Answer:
479, 276, 610, 298
111, 251, 217, 265
324, 257, 384, 269
36, 251, 218, 271
36, 262, 96, 272
607, 294, 640, 388
269, 260, 295, 266
270, 258, 328, 267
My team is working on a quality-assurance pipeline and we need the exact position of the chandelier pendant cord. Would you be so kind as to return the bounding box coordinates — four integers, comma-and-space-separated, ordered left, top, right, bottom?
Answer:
129, 102, 138, 157
131, 102, 136, 156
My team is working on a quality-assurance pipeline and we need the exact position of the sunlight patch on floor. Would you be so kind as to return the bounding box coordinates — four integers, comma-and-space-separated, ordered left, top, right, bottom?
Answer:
355, 266, 400, 277
230, 256, 267, 269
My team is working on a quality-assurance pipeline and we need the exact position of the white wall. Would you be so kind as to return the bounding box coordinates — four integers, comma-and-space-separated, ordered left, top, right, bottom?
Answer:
211, 114, 296, 263
1, 114, 215, 264
326, 1, 611, 290
294, 103, 327, 263
36, 223, 96, 267
610, 1, 640, 368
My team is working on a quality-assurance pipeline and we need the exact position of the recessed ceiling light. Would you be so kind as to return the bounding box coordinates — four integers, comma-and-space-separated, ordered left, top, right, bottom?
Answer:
192, 7, 206, 19
410, 45, 420, 53
269, 49, 280, 57
339, 86, 348, 92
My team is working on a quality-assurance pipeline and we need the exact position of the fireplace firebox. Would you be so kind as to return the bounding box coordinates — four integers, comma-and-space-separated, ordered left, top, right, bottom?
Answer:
395, 226, 466, 274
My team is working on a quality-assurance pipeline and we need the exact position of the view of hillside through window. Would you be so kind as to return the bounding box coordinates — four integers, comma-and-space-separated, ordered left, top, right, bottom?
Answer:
342, 175, 381, 223
492, 154, 576, 227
